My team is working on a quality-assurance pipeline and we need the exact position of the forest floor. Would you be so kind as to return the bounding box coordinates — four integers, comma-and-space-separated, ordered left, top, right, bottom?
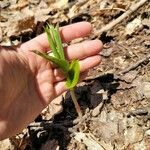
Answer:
0, 0, 150, 150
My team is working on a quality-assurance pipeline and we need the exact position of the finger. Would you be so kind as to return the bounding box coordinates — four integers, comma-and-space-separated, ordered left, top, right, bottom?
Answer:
79, 55, 101, 72
60, 22, 92, 43
53, 55, 101, 82
50, 39, 102, 69
53, 71, 88, 98
19, 22, 92, 52
64, 39, 103, 60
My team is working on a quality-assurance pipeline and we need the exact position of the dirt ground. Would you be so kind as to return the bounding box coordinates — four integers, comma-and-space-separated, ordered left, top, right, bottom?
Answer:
0, 0, 150, 150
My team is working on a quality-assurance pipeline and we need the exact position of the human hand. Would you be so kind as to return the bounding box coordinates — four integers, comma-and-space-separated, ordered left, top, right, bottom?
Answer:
0, 22, 103, 140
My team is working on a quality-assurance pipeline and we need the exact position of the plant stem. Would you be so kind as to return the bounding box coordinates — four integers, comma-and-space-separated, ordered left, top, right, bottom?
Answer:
70, 88, 82, 118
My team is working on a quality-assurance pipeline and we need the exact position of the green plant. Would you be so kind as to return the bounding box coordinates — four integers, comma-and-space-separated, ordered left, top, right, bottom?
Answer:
33, 24, 82, 117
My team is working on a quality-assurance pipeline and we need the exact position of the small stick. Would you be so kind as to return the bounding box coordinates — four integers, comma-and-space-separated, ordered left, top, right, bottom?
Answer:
118, 53, 150, 75
96, 0, 148, 35
98, 7, 126, 12
127, 107, 149, 117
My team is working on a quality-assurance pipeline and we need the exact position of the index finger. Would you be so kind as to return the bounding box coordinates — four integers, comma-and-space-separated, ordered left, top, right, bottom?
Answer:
19, 22, 92, 52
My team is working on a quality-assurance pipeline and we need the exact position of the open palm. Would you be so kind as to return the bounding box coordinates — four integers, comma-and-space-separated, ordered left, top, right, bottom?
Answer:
0, 22, 103, 140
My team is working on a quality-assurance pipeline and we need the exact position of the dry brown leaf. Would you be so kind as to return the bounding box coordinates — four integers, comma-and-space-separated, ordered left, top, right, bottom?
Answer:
7, 10, 35, 37
125, 18, 143, 35
42, 94, 64, 120
0, 139, 14, 150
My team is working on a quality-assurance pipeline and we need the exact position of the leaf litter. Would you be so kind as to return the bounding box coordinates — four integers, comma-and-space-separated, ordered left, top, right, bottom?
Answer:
0, 0, 150, 149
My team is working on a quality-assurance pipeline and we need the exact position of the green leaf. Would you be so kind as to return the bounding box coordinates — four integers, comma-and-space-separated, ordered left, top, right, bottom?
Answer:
32, 50, 69, 73
33, 24, 82, 117
53, 25, 65, 60
66, 60, 80, 89
44, 25, 60, 59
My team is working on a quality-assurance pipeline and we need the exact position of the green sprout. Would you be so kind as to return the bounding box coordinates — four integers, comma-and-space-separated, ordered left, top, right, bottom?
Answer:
33, 24, 82, 117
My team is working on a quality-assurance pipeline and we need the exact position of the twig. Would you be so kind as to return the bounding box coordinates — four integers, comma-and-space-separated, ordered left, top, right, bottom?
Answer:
99, 7, 126, 12
28, 120, 76, 129
84, 53, 150, 81
97, 0, 148, 35
127, 107, 149, 117
118, 53, 150, 75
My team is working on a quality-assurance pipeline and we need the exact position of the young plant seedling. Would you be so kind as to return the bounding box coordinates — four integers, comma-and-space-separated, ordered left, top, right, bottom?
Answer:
33, 24, 82, 117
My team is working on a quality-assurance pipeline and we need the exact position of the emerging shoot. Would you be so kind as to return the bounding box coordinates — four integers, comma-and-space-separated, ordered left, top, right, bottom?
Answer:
33, 24, 82, 117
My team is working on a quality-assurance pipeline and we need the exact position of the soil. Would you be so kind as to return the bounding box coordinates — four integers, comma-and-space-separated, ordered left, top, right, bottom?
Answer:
0, 0, 150, 150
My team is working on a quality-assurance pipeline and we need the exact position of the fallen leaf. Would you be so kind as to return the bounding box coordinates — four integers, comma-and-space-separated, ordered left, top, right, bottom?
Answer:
42, 94, 64, 120
7, 10, 35, 37
119, 70, 138, 83
51, 0, 68, 9
125, 18, 142, 35
74, 132, 104, 150
142, 18, 150, 28
0, 139, 14, 150
124, 124, 143, 144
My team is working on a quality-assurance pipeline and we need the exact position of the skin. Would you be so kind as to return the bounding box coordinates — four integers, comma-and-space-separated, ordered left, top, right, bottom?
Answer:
0, 22, 103, 140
